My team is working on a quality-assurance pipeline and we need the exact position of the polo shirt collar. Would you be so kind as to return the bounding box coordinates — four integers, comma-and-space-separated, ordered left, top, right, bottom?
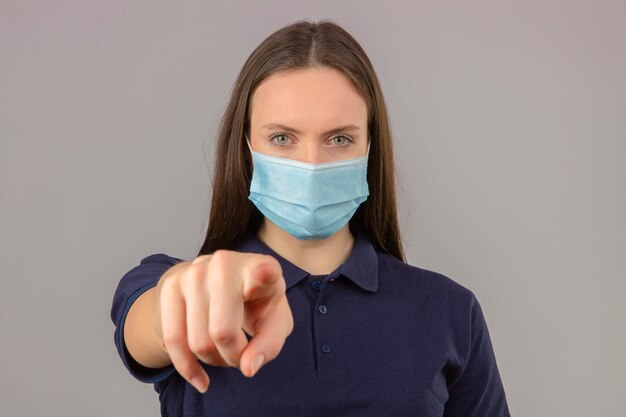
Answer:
236, 228, 379, 293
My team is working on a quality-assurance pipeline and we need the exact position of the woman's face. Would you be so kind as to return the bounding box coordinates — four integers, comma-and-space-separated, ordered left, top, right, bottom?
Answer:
249, 66, 368, 163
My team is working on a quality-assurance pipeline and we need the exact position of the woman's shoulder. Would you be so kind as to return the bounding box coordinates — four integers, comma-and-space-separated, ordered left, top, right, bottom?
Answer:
138, 252, 185, 266
377, 250, 476, 303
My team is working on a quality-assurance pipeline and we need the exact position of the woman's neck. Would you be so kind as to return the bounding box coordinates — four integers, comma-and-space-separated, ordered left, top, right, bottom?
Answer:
255, 219, 355, 275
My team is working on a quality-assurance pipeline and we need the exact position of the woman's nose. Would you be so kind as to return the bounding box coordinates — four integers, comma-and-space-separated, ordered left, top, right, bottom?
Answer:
293, 144, 325, 164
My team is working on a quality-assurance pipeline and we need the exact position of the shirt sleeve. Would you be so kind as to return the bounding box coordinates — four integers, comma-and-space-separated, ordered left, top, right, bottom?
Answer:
444, 292, 512, 417
110, 253, 186, 383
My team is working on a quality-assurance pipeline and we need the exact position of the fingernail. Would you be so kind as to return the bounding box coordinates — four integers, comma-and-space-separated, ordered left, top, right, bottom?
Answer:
250, 353, 265, 377
190, 375, 208, 393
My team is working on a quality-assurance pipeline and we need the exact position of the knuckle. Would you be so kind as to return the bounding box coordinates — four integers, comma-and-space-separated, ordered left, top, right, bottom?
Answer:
186, 266, 206, 288
210, 249, 229, 264
188, 337, 214, 357
209, 322, 237, 344
191, 254, 211, 265
210, 250, 236, 274
179, 268, 209, 296
161, 275, 179, 292
162, 331, 182, 348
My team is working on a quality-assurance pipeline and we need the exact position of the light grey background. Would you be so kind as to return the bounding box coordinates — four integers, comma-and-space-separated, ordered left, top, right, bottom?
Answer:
1, 1, 625, 416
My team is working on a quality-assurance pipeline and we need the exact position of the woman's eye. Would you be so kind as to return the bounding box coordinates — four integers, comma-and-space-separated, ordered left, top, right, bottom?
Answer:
269, 133, 290, 146
331, 135, 353, 146
269, 133, 354, 147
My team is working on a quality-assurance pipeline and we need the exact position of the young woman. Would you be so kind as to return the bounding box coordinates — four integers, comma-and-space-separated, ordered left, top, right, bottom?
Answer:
111, 19, 511, 417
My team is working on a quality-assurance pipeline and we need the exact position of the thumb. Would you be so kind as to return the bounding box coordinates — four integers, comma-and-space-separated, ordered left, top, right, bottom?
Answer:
239, 295, 293, 378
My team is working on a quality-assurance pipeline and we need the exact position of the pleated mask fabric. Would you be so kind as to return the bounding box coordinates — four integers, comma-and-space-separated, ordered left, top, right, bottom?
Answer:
246, 136, 370, 240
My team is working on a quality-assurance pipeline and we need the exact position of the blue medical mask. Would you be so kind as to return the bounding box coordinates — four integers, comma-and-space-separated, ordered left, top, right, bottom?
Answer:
246, 136, 370, 240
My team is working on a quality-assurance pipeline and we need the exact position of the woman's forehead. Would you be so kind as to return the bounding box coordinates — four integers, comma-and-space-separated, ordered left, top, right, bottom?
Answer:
250, 67, 367, 131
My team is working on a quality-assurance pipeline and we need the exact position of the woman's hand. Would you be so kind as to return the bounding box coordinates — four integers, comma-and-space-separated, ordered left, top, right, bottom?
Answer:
151, 250, 293, 393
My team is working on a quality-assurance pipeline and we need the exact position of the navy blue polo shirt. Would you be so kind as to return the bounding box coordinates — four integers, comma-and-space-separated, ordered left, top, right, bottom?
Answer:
111, 229, 511, 416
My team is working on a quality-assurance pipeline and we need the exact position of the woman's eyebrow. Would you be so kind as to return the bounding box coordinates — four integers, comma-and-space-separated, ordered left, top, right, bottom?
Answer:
262, 123, 361, 135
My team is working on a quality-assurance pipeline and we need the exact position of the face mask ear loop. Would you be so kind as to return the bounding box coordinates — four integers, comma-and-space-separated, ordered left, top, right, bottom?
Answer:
245, 134, 254, 153
366, 140, 371, 157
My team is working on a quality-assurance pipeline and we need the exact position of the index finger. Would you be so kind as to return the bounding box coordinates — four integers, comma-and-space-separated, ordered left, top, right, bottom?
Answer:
241, 254, 285, 302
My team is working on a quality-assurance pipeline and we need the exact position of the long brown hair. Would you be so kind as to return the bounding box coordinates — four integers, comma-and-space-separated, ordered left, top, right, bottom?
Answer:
197, 19, 405, 262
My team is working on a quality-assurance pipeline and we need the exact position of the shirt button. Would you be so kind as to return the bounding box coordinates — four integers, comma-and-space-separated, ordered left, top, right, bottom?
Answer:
321, 344, 332, 353
318, 305, 328, 314
311, 280, 322, 292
